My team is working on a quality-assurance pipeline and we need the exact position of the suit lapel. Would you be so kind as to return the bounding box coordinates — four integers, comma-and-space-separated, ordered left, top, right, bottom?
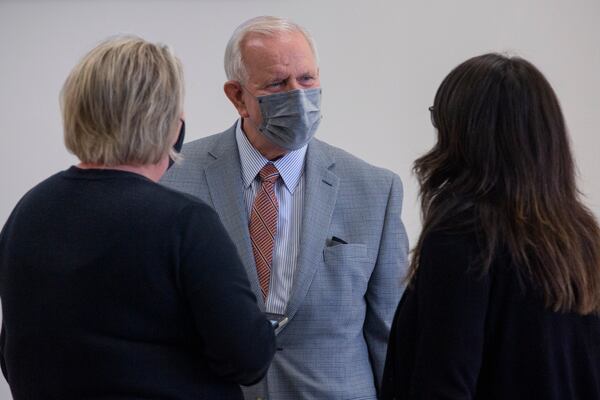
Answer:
203, 129, 265, 309
285, 140, 339, 320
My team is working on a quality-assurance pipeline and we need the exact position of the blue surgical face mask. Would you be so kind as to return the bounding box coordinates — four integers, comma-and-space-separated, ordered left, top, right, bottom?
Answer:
168, 119, 185, 169
255, 88, 322, 151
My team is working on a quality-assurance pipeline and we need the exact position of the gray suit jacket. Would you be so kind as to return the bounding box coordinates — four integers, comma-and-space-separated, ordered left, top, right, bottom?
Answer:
161, 124, 408, 400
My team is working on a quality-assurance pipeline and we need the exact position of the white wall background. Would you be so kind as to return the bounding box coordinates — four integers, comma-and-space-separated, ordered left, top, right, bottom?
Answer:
0, 0, 598, 397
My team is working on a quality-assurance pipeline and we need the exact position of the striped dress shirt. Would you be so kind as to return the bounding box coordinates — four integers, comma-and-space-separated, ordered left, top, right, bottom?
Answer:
235, 120, 306, 315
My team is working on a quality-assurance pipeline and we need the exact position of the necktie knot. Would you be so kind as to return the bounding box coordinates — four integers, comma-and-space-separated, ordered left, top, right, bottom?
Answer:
259, 163, 279, 184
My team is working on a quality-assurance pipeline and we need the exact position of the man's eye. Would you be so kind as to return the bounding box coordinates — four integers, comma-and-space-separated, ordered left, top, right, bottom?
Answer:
268, 81, 283, 88
300, 75, 314, 82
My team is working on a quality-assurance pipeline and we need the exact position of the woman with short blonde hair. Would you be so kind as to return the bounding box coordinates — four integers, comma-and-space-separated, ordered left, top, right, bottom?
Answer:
0, 36, 275, 399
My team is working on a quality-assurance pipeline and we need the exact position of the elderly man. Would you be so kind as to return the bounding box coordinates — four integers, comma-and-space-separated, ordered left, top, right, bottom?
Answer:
162, 16, 408, 400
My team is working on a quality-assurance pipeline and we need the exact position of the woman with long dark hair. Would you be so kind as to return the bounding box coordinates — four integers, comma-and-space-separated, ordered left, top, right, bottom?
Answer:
381, 53, 600, 399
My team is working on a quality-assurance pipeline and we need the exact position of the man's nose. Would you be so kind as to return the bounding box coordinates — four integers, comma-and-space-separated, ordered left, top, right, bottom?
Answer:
286, 79, 302, 91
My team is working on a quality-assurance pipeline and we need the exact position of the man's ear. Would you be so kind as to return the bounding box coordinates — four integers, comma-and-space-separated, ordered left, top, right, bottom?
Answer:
224, 81, 249, 118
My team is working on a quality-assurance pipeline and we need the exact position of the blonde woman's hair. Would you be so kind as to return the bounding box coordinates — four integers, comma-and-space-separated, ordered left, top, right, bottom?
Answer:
61, 35, 184, 166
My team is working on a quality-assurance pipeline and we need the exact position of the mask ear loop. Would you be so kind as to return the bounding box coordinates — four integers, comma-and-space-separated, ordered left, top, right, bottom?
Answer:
168, 119, 185, 169
173, 119, 185, 152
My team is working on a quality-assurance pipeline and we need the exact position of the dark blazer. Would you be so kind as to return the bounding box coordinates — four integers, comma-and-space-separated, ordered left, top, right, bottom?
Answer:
0, 167, 276, 399
381, 228, 600, 400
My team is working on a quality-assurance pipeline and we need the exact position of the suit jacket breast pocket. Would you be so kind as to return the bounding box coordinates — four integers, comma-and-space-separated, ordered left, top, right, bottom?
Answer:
323, 243, 369, 263
322, 243, 371, 302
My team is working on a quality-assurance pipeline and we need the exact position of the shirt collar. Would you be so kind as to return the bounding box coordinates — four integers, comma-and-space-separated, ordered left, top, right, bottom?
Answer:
235, 119, 307, 194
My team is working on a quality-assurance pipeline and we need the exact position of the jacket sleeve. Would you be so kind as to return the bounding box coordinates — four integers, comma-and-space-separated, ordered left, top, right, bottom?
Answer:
363, 173, 409, 391
175, 202, 276, 386
409, 232, 490, 399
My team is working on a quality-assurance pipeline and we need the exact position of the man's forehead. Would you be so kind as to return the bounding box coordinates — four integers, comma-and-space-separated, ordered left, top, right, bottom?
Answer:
242, 31, 313, 60
242, 32, 316, 74
244, 31, 297, 48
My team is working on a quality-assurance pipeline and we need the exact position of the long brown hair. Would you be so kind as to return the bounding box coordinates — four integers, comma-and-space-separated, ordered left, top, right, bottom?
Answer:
410, 53, 600, 315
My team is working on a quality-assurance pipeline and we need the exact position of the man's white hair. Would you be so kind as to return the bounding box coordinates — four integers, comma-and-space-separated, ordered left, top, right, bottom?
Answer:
224, 16, 318, 84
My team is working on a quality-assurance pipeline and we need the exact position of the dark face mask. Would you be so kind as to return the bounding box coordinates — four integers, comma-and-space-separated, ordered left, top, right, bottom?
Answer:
168, 119, 185, 169
256, 88, 322, 150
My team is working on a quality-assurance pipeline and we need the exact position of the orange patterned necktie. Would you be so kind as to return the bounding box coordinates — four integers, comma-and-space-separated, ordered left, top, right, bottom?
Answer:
249, 164, 280, 300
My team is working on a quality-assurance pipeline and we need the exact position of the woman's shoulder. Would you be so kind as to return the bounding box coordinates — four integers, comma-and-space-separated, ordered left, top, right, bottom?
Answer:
156, 183, 212, 210
151, 183, 220, 224
422, 220, 481, 254
417, 223, 486, 282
